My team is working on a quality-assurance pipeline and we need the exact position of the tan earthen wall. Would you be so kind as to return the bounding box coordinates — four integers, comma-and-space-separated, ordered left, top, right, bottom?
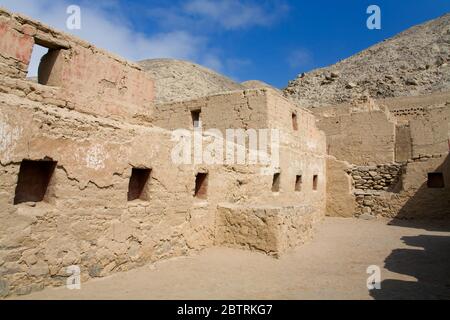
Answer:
325, 157, 355, 218
0, 8, 154, 120
316, 109, 396, 165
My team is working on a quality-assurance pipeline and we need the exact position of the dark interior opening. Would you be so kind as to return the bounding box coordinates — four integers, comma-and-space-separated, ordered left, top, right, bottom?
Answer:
14, 159, 57, 205
191, 109, 201, 128
272, 173, 280, 192
128, 168, 151, 201
427, 172, 445, 188
194, 172, 208, 199
292, 112, 298, 131
295, 175, 302, 191
27, 40, 61, 85
313, 174, 318, 190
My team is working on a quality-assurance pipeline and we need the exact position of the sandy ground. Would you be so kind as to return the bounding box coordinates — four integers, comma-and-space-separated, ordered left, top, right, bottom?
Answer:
13, 217, 450, 300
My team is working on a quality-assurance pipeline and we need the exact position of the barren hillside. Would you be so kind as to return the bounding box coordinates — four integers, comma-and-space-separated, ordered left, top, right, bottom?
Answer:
284, 13, 450, 107
138, 58, 245, 104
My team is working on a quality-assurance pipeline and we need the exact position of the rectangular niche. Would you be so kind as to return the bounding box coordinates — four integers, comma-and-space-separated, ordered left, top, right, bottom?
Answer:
427, 172, 444, 188
272, 173, 281, 192
14, 159, 57, 205
191, 109, 201, 128
313, 174, 318, 191
292, 112, 298, 131
295, 175, 302, 191
128, 168, 151, 201
194, 172, 208, 199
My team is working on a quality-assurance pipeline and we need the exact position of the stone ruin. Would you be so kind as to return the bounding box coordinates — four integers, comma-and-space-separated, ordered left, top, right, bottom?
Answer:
0, 8, 449, 297
321, 94, 450, 219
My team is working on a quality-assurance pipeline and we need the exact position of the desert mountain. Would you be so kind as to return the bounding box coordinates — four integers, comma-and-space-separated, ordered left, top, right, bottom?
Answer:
283, 13, 450, 107
138, 58, 245, 104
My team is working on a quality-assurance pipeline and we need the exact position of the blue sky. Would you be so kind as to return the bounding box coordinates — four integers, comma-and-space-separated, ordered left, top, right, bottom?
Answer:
2, 0, 450, 88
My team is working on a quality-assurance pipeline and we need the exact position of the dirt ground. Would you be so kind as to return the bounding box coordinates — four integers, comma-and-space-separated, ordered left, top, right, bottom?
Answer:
13, 217, 450, 300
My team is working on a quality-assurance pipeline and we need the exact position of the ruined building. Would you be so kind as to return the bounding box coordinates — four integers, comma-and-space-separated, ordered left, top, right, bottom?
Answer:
322, 94, 450, 219
0, 8, 449, 297
0, 9, 326, 296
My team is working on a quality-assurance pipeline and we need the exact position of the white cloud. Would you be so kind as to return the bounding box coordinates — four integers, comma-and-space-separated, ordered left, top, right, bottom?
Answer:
0, 0, 208, 76
287, 48, 313, 69
149, 0, 289, 31
184, 0, 288, 30
202, 54, 224, 72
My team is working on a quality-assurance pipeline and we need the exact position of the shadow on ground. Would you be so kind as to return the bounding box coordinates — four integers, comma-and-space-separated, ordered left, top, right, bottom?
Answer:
370, 231, 450, 299
371, 154, 450, 299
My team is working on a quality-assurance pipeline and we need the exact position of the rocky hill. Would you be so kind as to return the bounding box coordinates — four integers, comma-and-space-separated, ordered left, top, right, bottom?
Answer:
138, 58, 245, 104
284, 13, 450, 107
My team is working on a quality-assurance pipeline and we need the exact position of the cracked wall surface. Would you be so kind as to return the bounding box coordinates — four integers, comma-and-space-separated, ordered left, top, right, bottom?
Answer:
0, 8, 327, 297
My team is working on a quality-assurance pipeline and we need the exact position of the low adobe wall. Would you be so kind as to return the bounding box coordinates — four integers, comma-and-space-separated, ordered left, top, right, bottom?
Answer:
215, 204, 320, 257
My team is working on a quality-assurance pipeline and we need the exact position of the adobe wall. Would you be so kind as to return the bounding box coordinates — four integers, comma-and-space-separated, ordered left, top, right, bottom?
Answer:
314, 93, 450, 219
379, 93, 450, 160
313, 103, 396, 165
151, 88, 327, 213
0, 93, 204, 296
215, 204, 317, 257
325, 157, 355, 218
380, 91, 450, 117
327, 152, 449, 219
0, 8, 154, 120
352, 155, 450, 218
212, 90, 327, 255
409, 106, 450, 158
151, 89, 268, 131
0, 10, 328, 296
265, 90, 326, 211
0, 87, 328, 296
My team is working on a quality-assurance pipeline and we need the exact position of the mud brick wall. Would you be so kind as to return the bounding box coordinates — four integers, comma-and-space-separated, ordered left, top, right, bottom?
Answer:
315, 108, 396, 165
0, 8, 154, 120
